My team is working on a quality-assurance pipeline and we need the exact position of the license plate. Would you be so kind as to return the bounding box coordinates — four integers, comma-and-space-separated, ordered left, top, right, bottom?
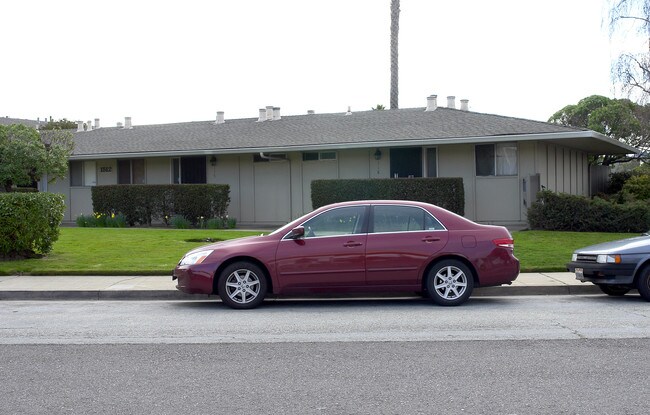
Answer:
575, 267, 584, 281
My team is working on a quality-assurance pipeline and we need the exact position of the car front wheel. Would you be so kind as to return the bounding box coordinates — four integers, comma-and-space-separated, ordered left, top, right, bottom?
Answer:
637, 266, 650, 302
217, 262, 267, 309
597, 284, 631, 297
426, 260, 474, 306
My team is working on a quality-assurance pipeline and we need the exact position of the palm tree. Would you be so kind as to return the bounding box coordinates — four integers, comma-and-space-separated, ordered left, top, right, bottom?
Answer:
390, 0, 400, 109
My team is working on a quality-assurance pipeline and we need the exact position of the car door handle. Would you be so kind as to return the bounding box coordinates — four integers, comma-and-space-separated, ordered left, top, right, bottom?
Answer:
343, 241, 363, 247
421, 236, 441, 243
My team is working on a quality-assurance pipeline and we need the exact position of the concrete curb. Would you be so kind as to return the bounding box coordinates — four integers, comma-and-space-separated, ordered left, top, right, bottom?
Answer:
0, 290, 202, 301
0, 286, 605, 301
473, 284, 602, 296
0, 273, 609, 301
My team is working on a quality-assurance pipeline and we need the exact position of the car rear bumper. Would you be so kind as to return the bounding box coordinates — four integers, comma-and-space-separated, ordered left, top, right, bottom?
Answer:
566, 262, 635, 285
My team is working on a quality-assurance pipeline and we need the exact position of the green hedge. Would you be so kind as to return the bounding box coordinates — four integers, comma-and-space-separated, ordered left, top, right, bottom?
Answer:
311, 178, 465, 215
0, 192, 65, 257
92, 184, 230, 226
527, 190, 650, 232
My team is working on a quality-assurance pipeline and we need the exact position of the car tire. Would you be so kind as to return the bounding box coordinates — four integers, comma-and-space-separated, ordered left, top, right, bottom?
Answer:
217, 261, 267, 309
636, 266, 650, 302
597, 284, 631, 297
426, 260, 474, 306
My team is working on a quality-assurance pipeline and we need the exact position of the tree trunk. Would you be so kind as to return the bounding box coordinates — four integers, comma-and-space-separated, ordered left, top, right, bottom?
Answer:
390, 0, 400, 110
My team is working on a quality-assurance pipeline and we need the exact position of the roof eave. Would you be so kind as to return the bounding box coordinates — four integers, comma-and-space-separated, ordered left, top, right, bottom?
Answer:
68, 131, 638, 160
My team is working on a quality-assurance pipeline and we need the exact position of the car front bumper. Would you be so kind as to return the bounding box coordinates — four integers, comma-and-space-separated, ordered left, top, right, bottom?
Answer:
566, 261, 636, 285
172, 265, 215, 295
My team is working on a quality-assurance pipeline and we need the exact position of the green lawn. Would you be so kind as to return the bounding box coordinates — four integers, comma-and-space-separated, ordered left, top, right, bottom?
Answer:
0, 228, 641, 275
513, 230, 636, 272
0, 228, 262, 276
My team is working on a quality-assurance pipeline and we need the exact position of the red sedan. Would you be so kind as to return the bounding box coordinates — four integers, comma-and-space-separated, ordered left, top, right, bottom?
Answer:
173, 200, 519, 309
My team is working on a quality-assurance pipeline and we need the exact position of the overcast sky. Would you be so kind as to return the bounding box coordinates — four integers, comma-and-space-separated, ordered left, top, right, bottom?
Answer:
1, 0, 631, 127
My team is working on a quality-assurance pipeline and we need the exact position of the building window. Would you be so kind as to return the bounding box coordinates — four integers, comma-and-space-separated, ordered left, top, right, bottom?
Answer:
302, 151, 337, 161
69, 161, 97, 187
181, 156, 206, 183
425, 147, 437, 177
475, 143, 517, 176
172, 157, 207, 183
390, 147, 422, 178
172, 158, 181, 184
84, 161, 97, 186
70, 161, 83, 186
118, 159, 145, 184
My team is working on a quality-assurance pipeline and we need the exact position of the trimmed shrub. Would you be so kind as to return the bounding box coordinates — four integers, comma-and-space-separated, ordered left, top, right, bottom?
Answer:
92, 184, 230, 226
0, 192, 65, 257
311, 178, 464, 215
527, 190, 650, 232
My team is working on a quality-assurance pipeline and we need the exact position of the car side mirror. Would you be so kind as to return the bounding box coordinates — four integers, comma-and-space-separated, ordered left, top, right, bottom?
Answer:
287, 226, 305, 239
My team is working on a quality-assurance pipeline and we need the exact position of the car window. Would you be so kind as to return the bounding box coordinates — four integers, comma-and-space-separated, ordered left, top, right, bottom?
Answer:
302, 206, 366, 238
372, 205, 444, 233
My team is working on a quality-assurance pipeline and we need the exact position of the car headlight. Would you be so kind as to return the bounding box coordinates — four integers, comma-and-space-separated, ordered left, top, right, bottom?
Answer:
596, 254, 621, 264
180, 249, 214, 266
571, 254, 577, 262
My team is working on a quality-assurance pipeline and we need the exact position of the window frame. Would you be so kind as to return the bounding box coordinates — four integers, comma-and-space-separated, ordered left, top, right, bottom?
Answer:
424, 147, 438, 178
370, 204, 446, 234
69, 160, 97, 187
118, 159, 146, 184
282, 205, 369, 240
302, 151, 338, 162
475, 142, 518, 177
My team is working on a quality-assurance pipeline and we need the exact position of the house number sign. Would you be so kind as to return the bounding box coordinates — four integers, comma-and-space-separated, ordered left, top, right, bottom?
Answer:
100, 166, 112, 173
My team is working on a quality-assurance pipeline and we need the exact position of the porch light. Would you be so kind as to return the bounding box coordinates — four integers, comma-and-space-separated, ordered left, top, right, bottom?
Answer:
210, 156, 217, 166
374, 149, 382, 160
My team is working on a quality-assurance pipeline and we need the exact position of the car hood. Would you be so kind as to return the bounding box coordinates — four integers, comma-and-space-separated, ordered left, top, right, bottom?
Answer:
187, 235, 268, 255
574, 235, 650, 254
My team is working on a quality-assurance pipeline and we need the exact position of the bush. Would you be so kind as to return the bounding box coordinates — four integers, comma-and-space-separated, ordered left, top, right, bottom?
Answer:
311, 178, 464, 216
170, 215, 191, 229
607, 171, 633, 194
0, 192, 65, 257
76, 214, 92, 227
105, 213, 127, 228
76, 213, 127, 228
92, 184, 230, 226
206, 216, 237, 229
527, 190, 650, 232
622, 174, 650, 201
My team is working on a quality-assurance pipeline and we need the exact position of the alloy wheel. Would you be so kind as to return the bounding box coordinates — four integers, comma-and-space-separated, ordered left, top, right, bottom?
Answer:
433, 265, 468, 300
224, 269, 261, 304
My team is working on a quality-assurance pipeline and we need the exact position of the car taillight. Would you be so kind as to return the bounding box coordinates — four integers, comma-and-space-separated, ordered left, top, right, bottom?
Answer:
493, 238, 514, 249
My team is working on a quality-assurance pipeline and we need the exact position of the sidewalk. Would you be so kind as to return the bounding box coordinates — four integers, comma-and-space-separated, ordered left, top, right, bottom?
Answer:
0, 272, 601, 301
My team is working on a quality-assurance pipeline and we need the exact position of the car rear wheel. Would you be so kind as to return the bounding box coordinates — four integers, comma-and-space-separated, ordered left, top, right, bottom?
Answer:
597, 284, 631, 296
426, 260, 474, 306
217, 262, 267, 309
637, 266, 650, 302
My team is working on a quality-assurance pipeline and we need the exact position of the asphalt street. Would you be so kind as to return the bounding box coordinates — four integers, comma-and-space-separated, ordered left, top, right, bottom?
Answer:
2, 295, 649, 414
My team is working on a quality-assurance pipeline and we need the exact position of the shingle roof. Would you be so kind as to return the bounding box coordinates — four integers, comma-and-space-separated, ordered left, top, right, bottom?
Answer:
0, 116, 43, 128
69, 107, 613, 158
